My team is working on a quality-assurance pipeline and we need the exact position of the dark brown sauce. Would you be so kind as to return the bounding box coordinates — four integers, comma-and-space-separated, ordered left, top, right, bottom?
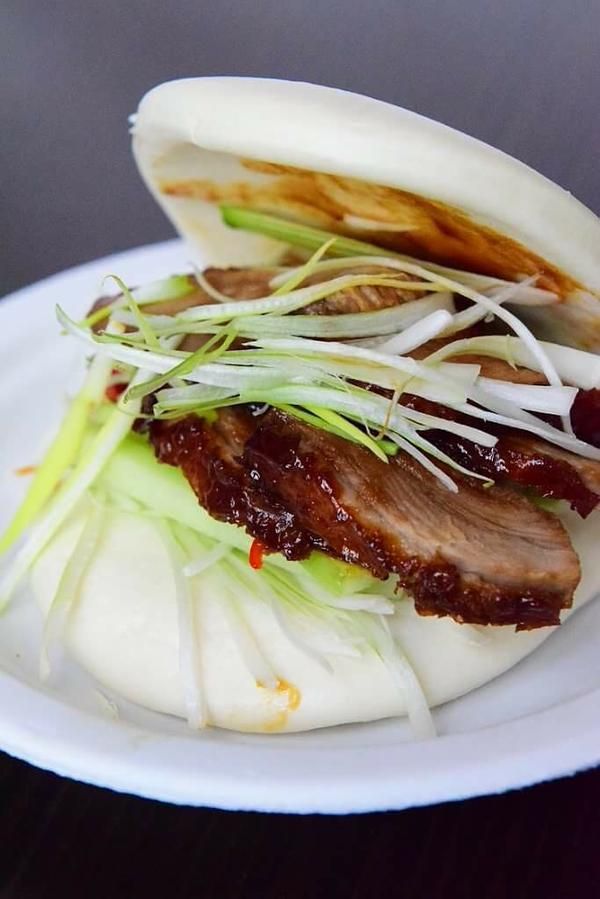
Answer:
160, 160, 584, 297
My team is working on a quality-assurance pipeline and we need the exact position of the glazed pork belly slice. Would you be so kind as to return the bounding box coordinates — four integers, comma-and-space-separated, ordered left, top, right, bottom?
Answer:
150, 406, 581, 628
204, 264, 427, 313
425, 430, 600, 518
90, 263, 426, 325
499, 435, 600, 499
400, 395, 600, 517
151, 408, 323, 561
243, 410, 581, 629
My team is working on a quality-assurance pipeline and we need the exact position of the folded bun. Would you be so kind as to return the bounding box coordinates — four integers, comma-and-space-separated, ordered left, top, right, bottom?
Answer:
31, 506, 598, 733
132, 77, 600, 349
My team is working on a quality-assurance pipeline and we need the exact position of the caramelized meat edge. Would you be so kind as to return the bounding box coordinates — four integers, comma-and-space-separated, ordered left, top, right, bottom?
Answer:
401, 396, 600, 518
151, 409, 323, 560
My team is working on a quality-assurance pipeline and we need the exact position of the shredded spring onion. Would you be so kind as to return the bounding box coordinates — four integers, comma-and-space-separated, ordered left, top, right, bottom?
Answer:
367, 615, 436, 739
104, 275, 160, 350
0, 370, 148, 608
375, 309, 453, 355
223, 205, 559, 305
224, 593, 279, 690
426, 335, 600, 391
159, 522, 207, 728
476, 377, 577, 416
220, 206, 567, 402
116, 292, 456, 341
55, 230, 600, 492
0, 351, 112, 555
178, 273, 434, 323
81, 275, 196, 329
461, 389, 600, 460
272, 237, 338, 295
39, 497, 105, 680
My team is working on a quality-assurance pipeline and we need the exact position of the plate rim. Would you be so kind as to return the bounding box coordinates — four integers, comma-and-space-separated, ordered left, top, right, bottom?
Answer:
0, 665, 598, 814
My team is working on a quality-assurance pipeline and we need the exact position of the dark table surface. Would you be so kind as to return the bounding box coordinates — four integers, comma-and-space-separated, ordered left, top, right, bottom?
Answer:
2, 2, 600, 895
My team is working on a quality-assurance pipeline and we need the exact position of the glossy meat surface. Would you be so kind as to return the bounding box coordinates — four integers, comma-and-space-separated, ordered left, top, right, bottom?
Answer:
244, 411, 580, 629
151, 407, 581, 629
151, 409, 321, 560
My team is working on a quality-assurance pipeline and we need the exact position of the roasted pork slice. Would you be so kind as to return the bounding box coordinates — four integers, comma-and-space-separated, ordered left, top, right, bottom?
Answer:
151, 408, 321, 560
244, 410, 581, 629
301, 264, 426, 314
401, 395, 600, 516
200, 264, 425, 314
201, 267, 276, 300
423, 429, 600, 518
91, 264, 424, 326
202, 264, 423, 315
500, 435, 600, 498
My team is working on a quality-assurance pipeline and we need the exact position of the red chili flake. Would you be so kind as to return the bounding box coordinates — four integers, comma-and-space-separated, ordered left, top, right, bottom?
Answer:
14, 465, 37, 477
248, 538, 267, 570
105, 382, 127, 403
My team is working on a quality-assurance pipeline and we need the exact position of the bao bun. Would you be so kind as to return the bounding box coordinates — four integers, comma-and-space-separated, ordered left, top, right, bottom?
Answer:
33, 78, 600, 732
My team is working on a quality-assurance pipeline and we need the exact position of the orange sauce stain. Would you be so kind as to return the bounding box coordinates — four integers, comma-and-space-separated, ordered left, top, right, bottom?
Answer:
255, 678, 302, 731
14, 465, 37, 477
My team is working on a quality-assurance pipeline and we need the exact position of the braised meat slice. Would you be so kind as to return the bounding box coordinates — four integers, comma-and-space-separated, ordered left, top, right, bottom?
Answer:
244, 410, 580, 629
300, 265, 425, 314
201, 267, 276, 300
424, 430, 600, 518
505, 435, 600, 496
151, 409, 321, 560
90, 264, 421, 323
400, 395, 600, 517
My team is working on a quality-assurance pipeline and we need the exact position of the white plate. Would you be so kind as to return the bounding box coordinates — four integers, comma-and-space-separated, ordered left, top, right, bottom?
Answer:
1, 241, 599, 813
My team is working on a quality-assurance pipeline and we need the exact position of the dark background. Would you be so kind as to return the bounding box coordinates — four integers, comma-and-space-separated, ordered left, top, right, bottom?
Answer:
1, 1, 599, 895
